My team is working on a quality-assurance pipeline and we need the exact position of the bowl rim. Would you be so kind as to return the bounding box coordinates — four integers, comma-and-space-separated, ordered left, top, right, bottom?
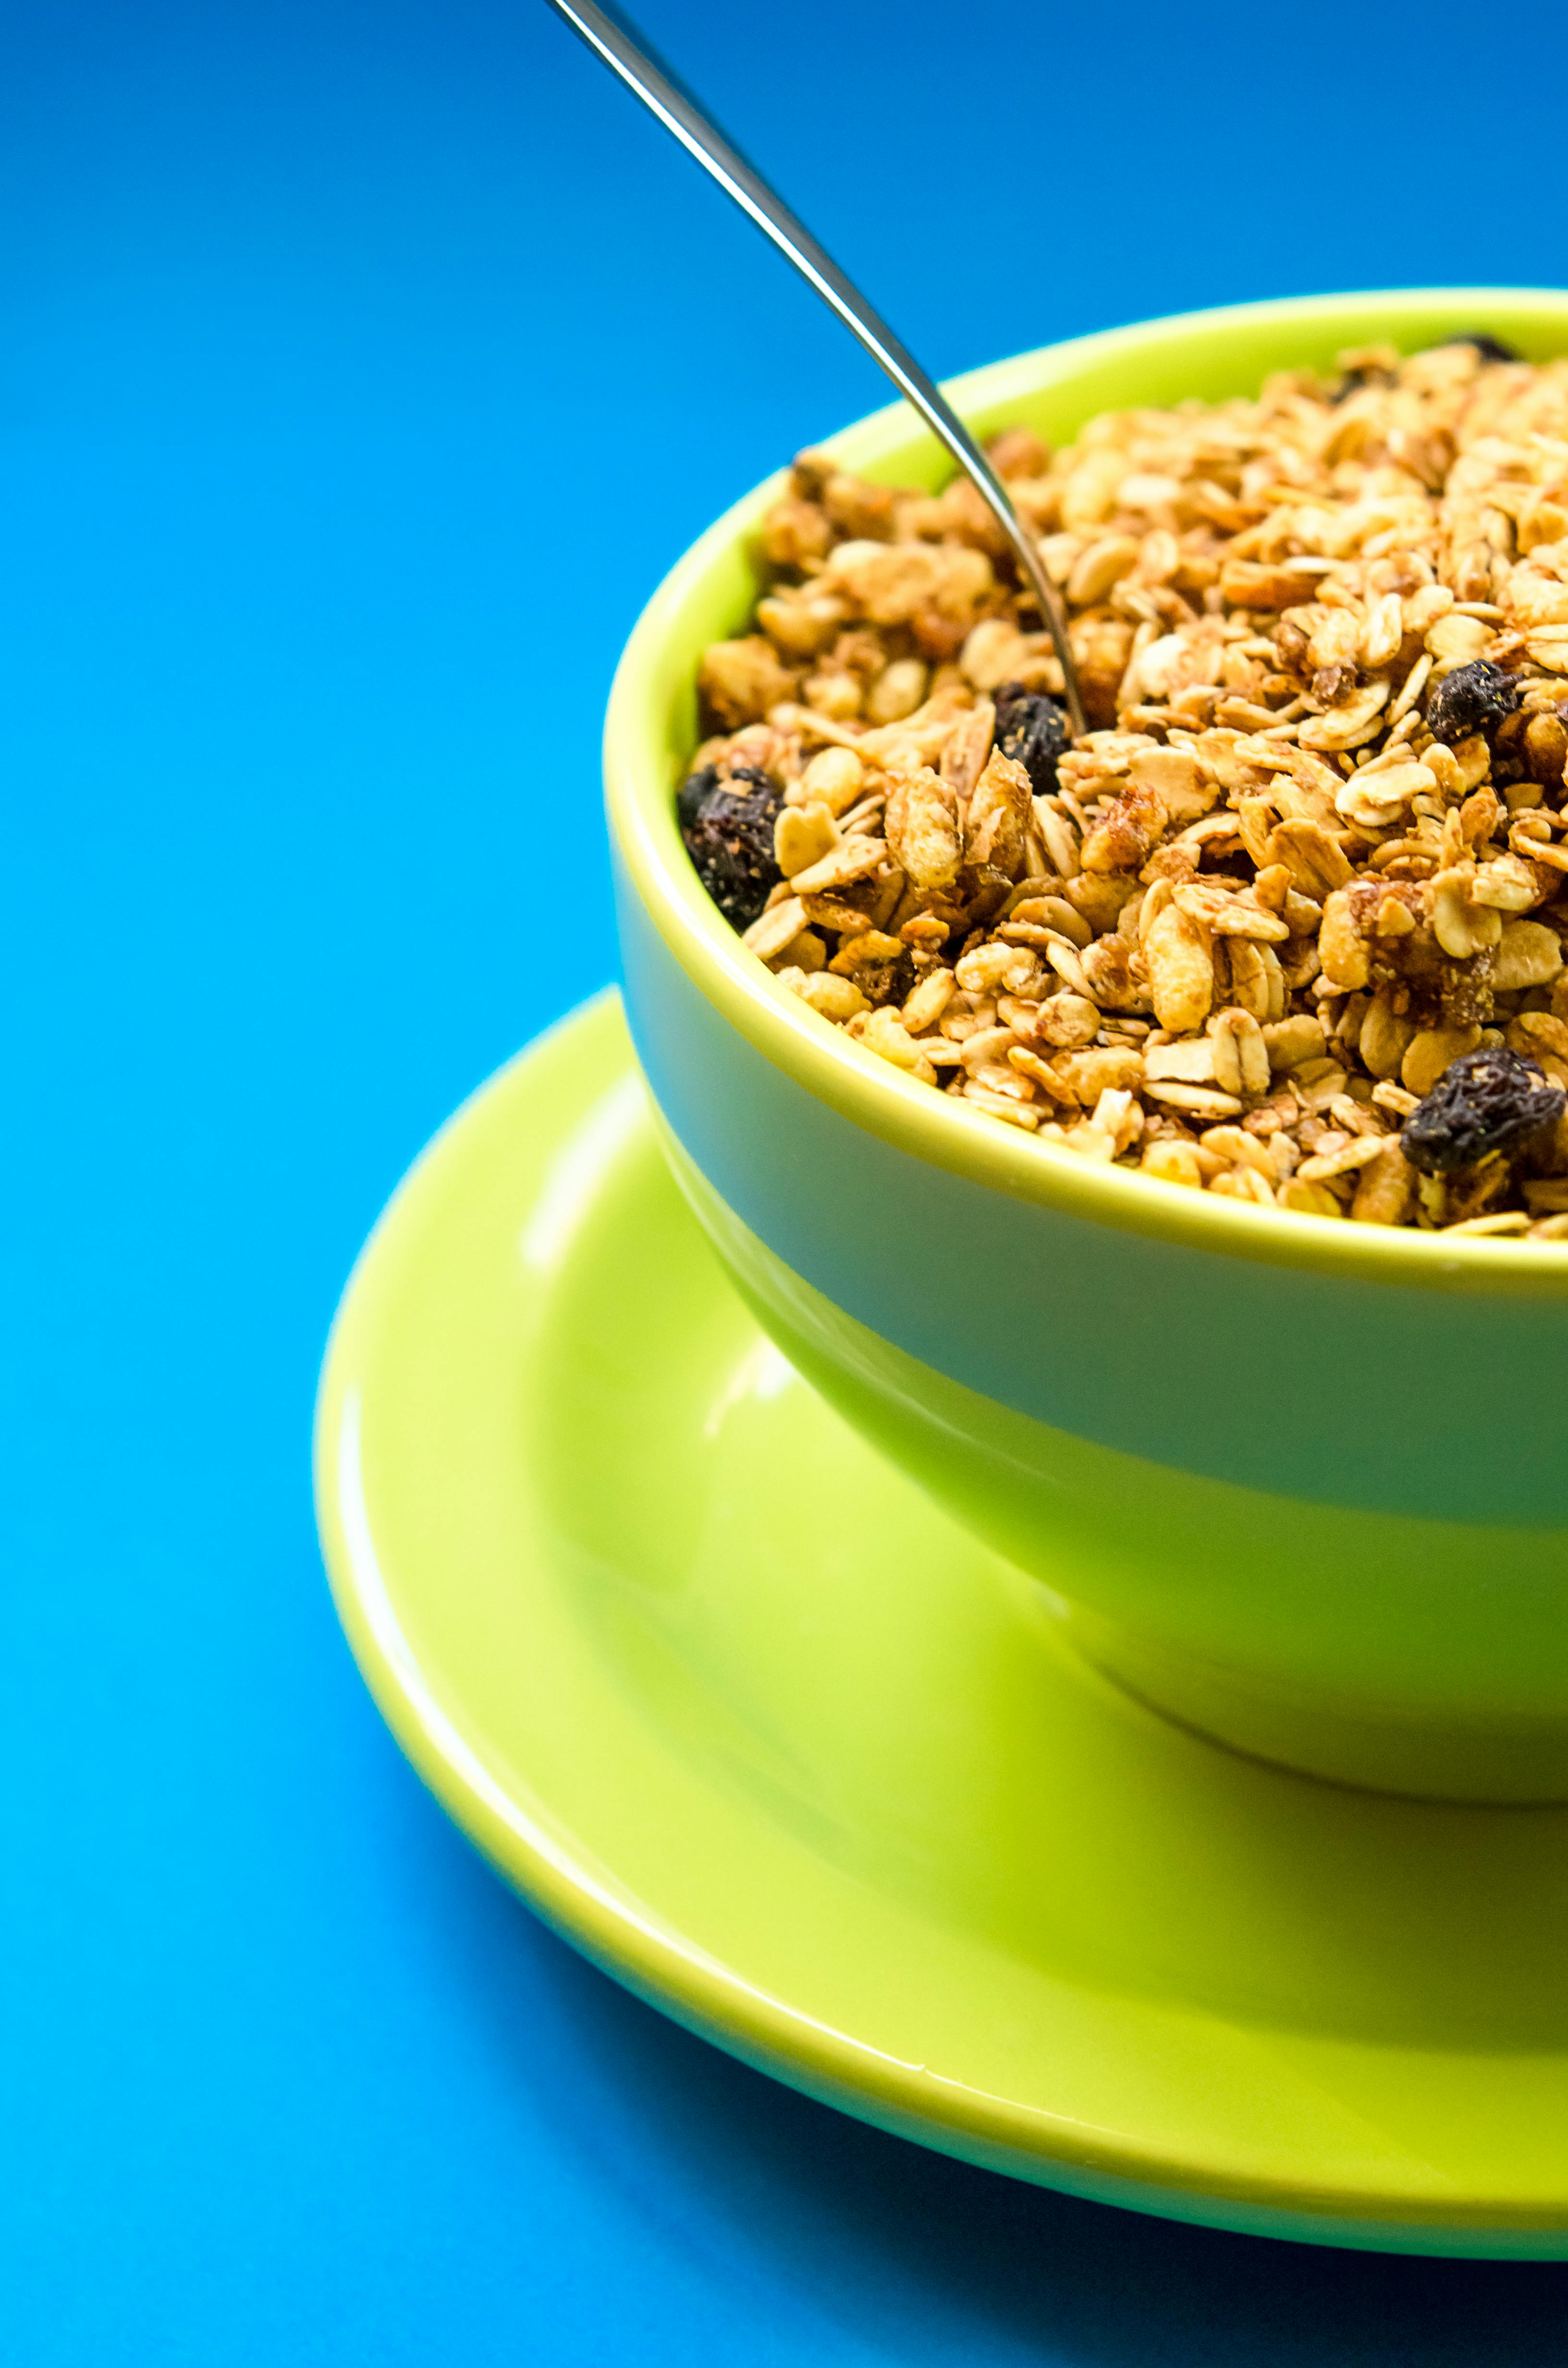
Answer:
605, 286, 1568, 1298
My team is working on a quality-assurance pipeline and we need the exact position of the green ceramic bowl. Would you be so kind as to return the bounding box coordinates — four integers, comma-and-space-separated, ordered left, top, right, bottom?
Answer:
606, 289, 1568, 1804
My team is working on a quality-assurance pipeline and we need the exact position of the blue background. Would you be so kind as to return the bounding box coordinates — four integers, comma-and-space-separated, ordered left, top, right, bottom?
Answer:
8, 0, 1568, 2356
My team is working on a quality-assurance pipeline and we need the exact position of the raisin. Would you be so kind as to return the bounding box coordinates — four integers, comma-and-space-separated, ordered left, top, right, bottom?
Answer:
1401, 1048, 1566, 1175
1424, 660, 1520, 747
871, 949, 917, 1009
992, 683, 1071, 797
1438, 331, 1521, 366
676, 762, 775, 829
1331, 362, 1396, 405
676, 763, 719, 831
678, 767, 784, 930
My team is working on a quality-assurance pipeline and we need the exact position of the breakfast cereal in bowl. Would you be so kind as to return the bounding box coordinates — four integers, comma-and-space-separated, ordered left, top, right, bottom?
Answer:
679, 335, 1568, 1241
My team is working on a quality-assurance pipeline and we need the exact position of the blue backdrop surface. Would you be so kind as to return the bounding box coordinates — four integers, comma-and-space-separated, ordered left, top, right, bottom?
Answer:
7, 0, 1568, 2357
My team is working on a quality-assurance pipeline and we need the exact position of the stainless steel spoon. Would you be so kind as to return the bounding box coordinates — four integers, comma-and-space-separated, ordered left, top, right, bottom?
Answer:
543, 0, 1087, 734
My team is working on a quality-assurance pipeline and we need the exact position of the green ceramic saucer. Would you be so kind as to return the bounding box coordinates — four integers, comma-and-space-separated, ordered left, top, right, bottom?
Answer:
315, 993, 1568, 2257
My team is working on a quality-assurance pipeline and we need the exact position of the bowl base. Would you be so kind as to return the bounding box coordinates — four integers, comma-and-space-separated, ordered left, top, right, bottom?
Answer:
1053, 1603, 1568, 1805
653, 1093, 1568, 1814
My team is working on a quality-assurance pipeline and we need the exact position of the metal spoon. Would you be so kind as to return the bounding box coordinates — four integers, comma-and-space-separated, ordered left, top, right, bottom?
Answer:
543, 0, 1087, 735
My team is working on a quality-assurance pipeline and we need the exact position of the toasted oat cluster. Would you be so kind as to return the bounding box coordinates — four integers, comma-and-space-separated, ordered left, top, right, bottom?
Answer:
678, 336, 1568, 1237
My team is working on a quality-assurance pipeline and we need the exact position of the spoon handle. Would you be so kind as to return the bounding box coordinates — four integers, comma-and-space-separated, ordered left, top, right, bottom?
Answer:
544, 0, 1086, 734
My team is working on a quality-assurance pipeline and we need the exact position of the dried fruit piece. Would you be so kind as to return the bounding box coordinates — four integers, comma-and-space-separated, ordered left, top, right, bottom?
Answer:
992, 684, 1071, 797
680, 761, 773, 825
679, 770, 784, 928
677, 762, 720, 832
1401, 1048, 1567, 1175
1424, 660, 1520, 746
1438, 332, 1520, 364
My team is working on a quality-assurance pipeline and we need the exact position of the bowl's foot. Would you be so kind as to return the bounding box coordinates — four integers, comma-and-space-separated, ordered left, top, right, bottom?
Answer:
1051, 1601, 1568, 1805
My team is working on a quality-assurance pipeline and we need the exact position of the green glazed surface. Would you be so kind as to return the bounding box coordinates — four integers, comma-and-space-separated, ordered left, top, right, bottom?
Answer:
604, 291, 1568, 1797
314, 996, 1568, 2253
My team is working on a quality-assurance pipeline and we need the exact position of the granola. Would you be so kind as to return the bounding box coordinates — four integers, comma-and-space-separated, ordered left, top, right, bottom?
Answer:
677, 338, 1568, 1238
